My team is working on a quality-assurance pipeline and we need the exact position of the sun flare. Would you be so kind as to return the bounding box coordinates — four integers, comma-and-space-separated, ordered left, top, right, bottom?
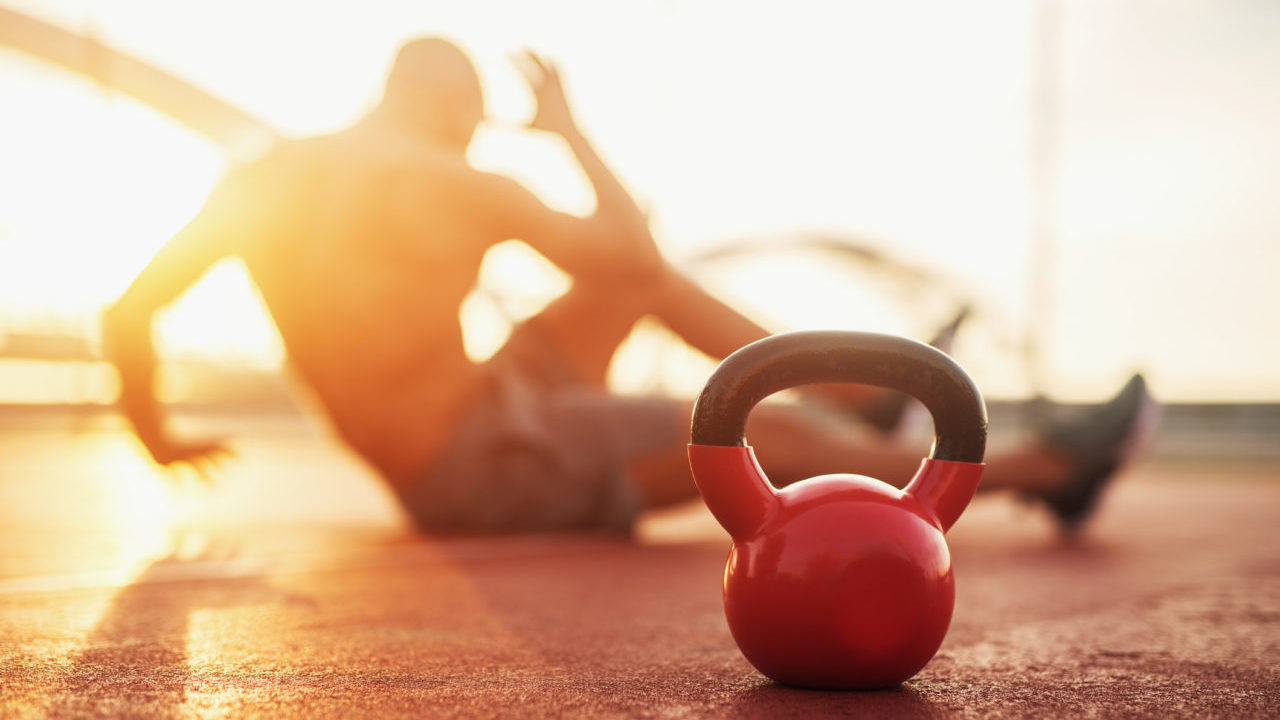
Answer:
0, 48, 285, 369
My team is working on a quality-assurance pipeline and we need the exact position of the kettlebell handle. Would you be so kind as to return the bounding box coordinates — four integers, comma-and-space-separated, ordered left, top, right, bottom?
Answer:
690, 331, 987, 463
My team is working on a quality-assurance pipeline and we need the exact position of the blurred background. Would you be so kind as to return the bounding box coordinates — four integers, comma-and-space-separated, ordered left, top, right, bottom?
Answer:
2, 8, 1276, 714
0, 0, 1277, 454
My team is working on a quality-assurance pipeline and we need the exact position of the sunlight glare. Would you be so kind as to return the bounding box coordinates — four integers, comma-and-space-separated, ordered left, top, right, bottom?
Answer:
95, 438, 177, 539
0, 47, 283, 369
461, 240, 570, 362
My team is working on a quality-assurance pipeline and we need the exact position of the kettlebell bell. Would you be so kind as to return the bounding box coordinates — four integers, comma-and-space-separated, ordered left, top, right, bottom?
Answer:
688, 331, 987, 690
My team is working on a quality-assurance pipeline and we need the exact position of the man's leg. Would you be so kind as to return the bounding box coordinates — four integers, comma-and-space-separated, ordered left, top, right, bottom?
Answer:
624, 398, 1073, 511
500, 270, 1058, 504
495, 272, 891, 511
630, 375, 1154, 540
498, 268, 1135, 528
497, 264, 775, 389
506, 266, 882, 407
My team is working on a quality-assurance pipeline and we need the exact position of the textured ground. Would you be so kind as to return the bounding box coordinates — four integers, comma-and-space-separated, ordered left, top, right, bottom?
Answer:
1, 412, 1277, 718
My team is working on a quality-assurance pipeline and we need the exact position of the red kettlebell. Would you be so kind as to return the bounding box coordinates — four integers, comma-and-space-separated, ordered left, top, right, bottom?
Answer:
688, 331, 987, 690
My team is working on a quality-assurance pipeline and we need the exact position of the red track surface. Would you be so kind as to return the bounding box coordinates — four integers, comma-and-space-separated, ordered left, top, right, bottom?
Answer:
1, 419, 1277, 717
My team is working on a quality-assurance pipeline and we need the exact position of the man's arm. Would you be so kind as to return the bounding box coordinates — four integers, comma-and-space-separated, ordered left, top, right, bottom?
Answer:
102, 179, 242, 469
517, 54, 648, 233
501, 52, 664, 284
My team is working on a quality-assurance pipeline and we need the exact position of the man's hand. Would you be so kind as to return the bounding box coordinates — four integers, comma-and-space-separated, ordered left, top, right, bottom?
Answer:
503, 49, 667, 285
144, 436, 235, 482
514, 51, 577, 136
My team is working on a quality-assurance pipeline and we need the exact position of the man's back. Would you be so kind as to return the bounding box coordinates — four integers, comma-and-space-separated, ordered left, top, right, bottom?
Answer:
226, 129, 494, 481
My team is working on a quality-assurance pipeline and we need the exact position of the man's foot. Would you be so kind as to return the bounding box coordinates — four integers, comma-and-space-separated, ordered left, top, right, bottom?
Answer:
1029, 374, 1161, 536
859, 308, 971, 434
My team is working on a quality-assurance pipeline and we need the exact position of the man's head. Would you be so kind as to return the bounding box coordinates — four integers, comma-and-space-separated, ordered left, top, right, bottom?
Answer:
380, 37, 484, 149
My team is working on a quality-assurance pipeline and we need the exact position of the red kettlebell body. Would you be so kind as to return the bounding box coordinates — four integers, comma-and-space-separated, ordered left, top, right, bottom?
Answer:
689, 332, 987, 690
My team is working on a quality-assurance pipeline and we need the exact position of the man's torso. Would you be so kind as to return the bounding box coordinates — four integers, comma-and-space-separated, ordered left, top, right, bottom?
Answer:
227, 129, 497, 482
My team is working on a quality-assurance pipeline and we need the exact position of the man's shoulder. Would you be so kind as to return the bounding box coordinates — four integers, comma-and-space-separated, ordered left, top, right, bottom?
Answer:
309, 127, 459, 172
227, 129, 525, 215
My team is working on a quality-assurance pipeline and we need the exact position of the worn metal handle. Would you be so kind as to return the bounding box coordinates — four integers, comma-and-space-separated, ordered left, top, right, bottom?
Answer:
690, 331, 987, 463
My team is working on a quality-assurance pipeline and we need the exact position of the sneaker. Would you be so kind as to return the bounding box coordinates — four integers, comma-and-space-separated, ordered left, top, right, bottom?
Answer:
1032, 373, 1161, 536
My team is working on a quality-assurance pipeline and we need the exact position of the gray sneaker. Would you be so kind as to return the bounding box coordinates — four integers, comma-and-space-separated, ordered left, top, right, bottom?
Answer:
1033, 374, 1161, 536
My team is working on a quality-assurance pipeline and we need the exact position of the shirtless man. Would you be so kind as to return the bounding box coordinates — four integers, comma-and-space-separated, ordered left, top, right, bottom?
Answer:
104, 38, 1154, 535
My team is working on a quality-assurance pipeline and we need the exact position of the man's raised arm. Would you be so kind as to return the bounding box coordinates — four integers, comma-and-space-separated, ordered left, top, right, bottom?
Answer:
508, 52, 664, 283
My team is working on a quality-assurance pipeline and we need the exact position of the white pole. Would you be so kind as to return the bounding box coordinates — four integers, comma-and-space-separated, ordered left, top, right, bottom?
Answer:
1027, 0, 1062, 408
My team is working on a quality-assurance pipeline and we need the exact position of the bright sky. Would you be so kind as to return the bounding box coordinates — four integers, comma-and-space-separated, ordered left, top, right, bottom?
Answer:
0, 0, 1277, 401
